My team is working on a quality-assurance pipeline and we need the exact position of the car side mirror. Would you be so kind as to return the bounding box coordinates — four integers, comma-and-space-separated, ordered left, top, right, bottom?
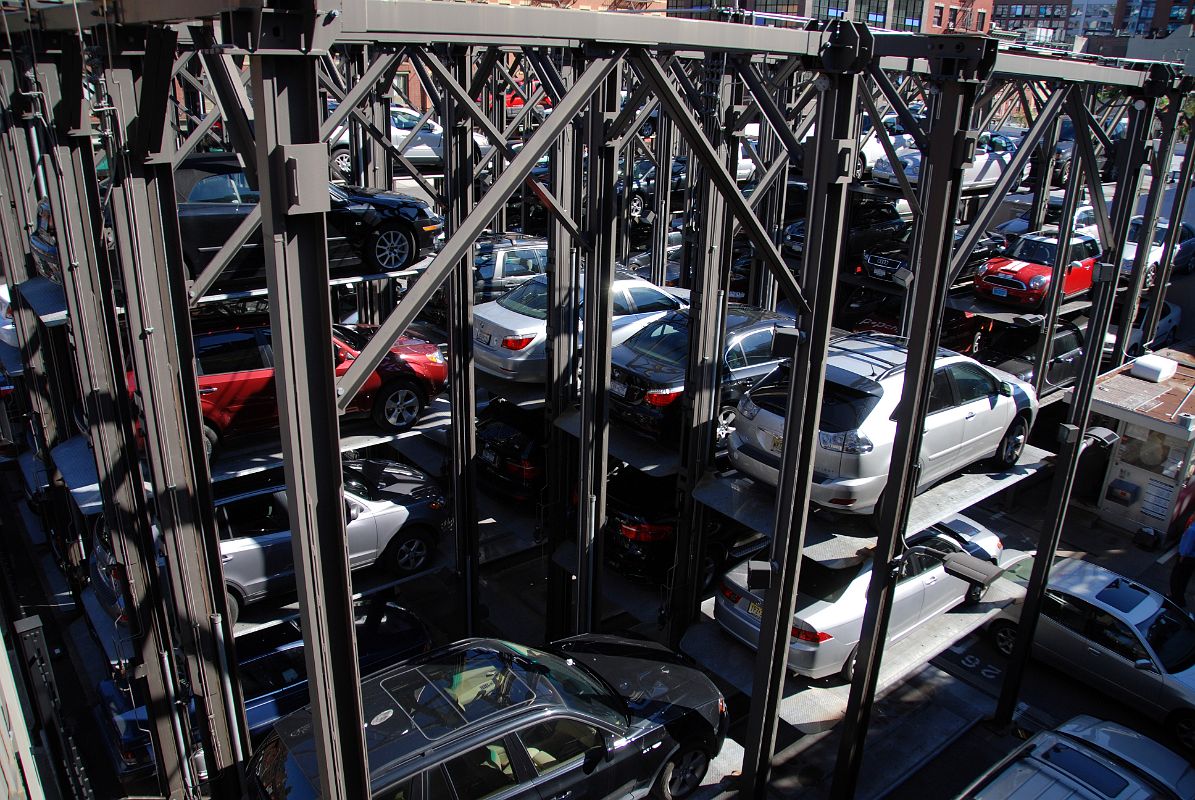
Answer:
999, 381, 1013, 398
1134, 658, 1157, 673
346, 502, 361, 522
1067, 260, 1082, 273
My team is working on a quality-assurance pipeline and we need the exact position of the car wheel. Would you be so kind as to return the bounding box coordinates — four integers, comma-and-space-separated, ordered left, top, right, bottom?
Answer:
652, 742, 710, 800
1146, 263, 1158, 289
225, 589, 241, 627
993, 414, 1029, 469
202, 424, 220, 462
989, 620, 1017, 658
853, 155, 865, 181
368, 223, 417, 272
628, 192, 646, 219
387, 529, 435, 575
330, 146, 352, 181
714, 406, 737, 449
1167, 711, 1195, 752
371, 379, 425, 432
840, 647, 858, 684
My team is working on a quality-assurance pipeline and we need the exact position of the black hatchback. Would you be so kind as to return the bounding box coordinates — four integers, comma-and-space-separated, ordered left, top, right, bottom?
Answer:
608, 305, 796, 442
250, 635, 727, 800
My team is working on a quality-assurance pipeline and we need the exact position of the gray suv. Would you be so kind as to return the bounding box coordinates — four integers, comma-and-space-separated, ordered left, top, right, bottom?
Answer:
250, 635, 728, 800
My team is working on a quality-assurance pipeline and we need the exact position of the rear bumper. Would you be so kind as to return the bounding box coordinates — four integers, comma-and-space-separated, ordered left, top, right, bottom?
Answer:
809, 473, 883, 514
474, 343, 546, 383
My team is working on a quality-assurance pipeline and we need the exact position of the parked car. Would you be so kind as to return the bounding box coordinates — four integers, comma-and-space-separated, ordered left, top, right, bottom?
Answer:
605, 464, 768, 591
715, 515, 1007, 682
92, 457, 448, 624
992, 199, 1101, 246
621, 156, 688, 220
872, 131, 1025, 190
330, 104, 492, 177
187, 321, 446, 453
250, 635, 729, 800
782, 197, 906, 262
973, 316, 1088, 391
959, 715, 1195, 799
987, 557, 1195, 752
860, 223, 1004, 284
1024, 115, 1129, 186
608, 305, 796, 442
833, 287, 992, 355
630, 238, 754, 303
973, 230, 1101, 308
422, 233, 549, 323
97, 597, 431, 777
475, 398, 546, 502
1119, 215, 1195, 289
1106, 299, 1182, 358
473, 271, 688, 383
728, 333, 1039, 514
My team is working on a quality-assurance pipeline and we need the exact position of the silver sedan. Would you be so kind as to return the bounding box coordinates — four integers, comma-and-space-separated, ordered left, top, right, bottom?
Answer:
473, 273, 688, 383
715, 515, 1004, 682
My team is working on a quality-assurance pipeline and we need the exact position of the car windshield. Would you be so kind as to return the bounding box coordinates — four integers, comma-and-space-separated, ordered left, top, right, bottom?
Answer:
1137, 603, 1195, 673
1007, 237, 1058, 265
1127, 219, 1168, 247
331, 324, 369, 351
624, 318, 688, 367
507, 644, 628, 728
632, 160, 655, 181
497, 277, 549, 320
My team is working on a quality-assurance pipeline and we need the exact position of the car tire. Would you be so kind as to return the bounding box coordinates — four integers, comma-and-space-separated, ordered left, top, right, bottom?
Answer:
225, 589, 241, 627
854, 155, 866, 181
367, 222, 417, 272
371, 379, 425, 432
1145, 263, 1158, 289
652, 742, 710, 800
386, 527, 436, 575
989, 620, 1017, 658
993, 414, 1029, 470
330, 146, 352, 181
840, 647, 858, 684
628, 192, 646, 220
202, 424, 220, 462
1167, 711, 1195, 752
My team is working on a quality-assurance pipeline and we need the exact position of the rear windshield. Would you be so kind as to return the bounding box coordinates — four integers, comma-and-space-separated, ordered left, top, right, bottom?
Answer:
820, 384, 881, 433
497, 276, 549, 320
799, 558, 858, 604
981, 326, 1037, 357
623, 318, 688, 367
1128, 219, 1168, 247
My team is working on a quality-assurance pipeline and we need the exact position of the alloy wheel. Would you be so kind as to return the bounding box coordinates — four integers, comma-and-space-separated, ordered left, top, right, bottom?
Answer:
375, 228, 412, 270
384, 387, 421, 428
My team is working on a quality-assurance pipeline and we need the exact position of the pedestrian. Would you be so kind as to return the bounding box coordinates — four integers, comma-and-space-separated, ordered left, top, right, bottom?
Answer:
1169, 519, 1195, 609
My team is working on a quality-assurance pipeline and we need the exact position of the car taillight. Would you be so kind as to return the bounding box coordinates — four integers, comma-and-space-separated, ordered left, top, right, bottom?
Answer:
501, 335, 535, 351
719, 583, 742, 604
791, 622, 832, 644
644, 387, 683, 407
107, 563, 127, 586
617, 520, 673, 542
502, 458, 539, 481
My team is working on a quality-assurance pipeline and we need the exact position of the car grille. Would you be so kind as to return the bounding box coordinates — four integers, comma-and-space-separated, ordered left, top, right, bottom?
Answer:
983, 275, 1026, 290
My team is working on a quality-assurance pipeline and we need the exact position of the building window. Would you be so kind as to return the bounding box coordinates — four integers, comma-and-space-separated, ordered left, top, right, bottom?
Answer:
933, 3, 944, 24
996, 4, 1007, 13
1011, 4, 1024, 14
978, 9, 987, 28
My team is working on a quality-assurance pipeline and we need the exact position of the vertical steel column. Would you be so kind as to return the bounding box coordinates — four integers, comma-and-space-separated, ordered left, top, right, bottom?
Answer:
1110, 88, 1180, 365
650, 104, 674, 286
367, 48, 398, 191
1141, 117, 1195, 342
443, 45, 481, 634
33, 41, 191, 799
104, 38, 247, 792
575, 62, 621, 633
831, 40, 990, 800
250, 13, 370, 799
994, 87, 1159, 727
544, 52, 580, 642
667, 60, 733, 646
741, 22, 869, 798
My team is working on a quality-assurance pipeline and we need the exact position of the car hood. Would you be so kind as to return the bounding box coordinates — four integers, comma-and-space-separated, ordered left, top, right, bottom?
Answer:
347, 460, 438, 499
986, 256, 1050, 277
342, 186, 427, 208
551, 634, 722, 729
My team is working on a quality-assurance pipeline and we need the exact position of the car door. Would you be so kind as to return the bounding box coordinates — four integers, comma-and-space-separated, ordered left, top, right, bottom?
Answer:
889, 551, 935, 641
217, 491, 293, 602
918, 369, 966, 486
948, 362, 1009, 462
509, 717, 624, 800
1062, 240, 1097, 296
722, 327, 785, 407
345, 493, 380, 568
1044, 325, 1083, 387
1080, 605, 1167, 714
906, 534, 968, 621
195, 329, 276, 436
438, 736, 540, 800
177, 169, 262, 277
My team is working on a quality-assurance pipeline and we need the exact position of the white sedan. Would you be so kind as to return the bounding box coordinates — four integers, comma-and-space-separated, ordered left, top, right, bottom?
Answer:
1105, 299, 1182, 358
872, 132, 1025, 190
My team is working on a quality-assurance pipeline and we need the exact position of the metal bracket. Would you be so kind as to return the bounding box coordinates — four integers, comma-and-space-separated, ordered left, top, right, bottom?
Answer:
1058, 423, 1080, 444
278, 144, 331, 215
1093, 261, 1118, 283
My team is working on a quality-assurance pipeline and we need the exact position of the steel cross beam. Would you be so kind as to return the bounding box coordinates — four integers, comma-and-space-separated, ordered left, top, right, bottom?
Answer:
251, 32, 370, 800
631, 51, 808, 314
336, 52, 621, 410
1068, 91, 1114, 248
741, 21, 869, 798
195, 42, 257, 185
832, 60, 984, 800
1142, 116, 1195, 342
32, 43, 193, 799
950, 85, 1069, 284
650, 110, 675, 286
868, 64, 928, 151
103, 46, 247, 793
858, 84, 922, 215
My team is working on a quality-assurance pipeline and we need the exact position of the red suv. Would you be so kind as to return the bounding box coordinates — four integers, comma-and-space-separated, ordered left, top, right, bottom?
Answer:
190, 322, 446, 454
974, 230, 1100, 308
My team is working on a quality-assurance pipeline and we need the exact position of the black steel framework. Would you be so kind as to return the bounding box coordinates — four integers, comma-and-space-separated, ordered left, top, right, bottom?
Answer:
0, 2, 1189, 798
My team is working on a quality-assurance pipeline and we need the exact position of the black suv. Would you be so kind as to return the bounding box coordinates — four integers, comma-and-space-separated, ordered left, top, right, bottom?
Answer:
251, 635, 728, 800
973, 316, 1088, 391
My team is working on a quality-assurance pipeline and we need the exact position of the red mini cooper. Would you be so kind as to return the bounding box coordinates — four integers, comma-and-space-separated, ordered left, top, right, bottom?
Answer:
974, 230, 1101, 308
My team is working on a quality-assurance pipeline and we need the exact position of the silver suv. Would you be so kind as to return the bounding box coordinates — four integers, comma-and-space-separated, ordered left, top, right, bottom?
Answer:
727, 333, 1038, 514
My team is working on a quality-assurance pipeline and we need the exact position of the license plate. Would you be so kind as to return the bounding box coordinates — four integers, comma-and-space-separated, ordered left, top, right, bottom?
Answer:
747, 601, 763, 619
992, 286, 1008, 297
872, 267, 888, 278
481, 448, 498, 466
610, 380, 627, 398
474, 330, 491, 346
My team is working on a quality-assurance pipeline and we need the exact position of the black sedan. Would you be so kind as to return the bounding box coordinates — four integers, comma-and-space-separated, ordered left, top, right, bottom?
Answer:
860, 224, 1005, 285
619, 156, 688, 220
608, 305, 795, 442
973, 316, 1088, 392
782, 197, 906, 263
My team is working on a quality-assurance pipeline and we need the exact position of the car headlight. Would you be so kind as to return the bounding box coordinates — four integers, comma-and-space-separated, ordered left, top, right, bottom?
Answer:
738, 395, 760, 421
425, 349, 445, 364
902, 160, 919, 176
1028, 275, 1049, 290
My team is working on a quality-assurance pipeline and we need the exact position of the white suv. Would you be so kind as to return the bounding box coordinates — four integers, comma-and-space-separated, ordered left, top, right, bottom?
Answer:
727, 333, 1039, 514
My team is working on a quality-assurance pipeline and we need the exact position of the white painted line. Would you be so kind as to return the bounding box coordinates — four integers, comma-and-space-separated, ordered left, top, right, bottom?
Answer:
1157, 545, 1180, 565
